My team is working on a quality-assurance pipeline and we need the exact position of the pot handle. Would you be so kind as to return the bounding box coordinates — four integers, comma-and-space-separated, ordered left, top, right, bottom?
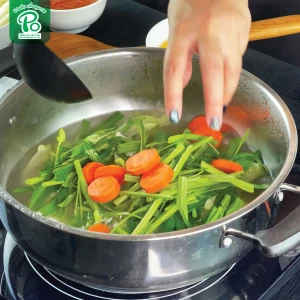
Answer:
220, 183, 300, 257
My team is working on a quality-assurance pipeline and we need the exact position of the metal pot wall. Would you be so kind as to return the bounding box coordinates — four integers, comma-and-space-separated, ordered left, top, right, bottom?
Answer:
0, 48, 299, 293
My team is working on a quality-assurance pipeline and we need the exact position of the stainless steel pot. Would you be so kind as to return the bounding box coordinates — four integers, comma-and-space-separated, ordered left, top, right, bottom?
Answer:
0, 48, 300, 293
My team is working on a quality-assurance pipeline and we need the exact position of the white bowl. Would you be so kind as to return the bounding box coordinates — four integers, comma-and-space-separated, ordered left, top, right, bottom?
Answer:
0, 23, 11, 50
146, 18, 169, 48
50, 0, 107, 34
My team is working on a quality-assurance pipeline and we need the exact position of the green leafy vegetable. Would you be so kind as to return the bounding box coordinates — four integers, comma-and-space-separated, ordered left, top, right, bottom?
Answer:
58, 192, 76, 208
15, 112, 270, 235
176, 176, 189, 227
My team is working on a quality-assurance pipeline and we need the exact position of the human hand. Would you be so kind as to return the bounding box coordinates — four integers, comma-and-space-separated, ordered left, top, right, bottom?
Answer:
164, 0, 251, 129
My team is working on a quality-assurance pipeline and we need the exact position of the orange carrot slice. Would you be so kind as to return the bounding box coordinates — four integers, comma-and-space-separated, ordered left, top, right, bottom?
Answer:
140, 163, 174, 193
94, 165, 126, 185
126, 149, 161, 175
88, 176, 120, 203
211, 159, 243, 173
264, 201, 271, 217
220, 122, 234, 133
187, 116, 206, 132
88, 223, 110, 233
113, 175, 126, 185
193, 126, 223, 148
224, 106, 252, 134
82, 162, 104, 184
188, 115, 233, 133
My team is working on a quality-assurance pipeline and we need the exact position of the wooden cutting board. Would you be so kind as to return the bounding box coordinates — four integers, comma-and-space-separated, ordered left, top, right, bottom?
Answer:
46, 32, 115, 60
46, 15, 300, 60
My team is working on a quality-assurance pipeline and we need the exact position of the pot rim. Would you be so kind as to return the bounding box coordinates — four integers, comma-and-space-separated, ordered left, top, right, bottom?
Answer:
0, 47, 297, 241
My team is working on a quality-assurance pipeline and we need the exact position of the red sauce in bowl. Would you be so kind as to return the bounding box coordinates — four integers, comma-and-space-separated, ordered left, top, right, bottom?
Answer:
50, 0, 97, 10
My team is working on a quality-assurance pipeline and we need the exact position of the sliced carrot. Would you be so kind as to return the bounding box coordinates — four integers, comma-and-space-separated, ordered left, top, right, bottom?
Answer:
140, 163, 174, 193
82, 162, 104, 184
224, 106, 252, 134
253, 106, 270, 121
264, 201, 271, 217
113, 175, 126, 185
95, 165, 126, 185
187, 116, 206, 132
220, 122, 234, 133
211, 159, 243, 173
212, 132, 223, 148
232, 105, 270, 122
88, 223, 110, 233
188, 116, 233, 133
226, 106, 250, 121
193, 126, 223, 148
88, 176, 120, 203
126, 149, 161, 176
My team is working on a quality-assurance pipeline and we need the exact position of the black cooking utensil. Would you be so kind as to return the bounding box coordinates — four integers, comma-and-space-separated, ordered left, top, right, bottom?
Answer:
13, 43, 92, 103
0, 45, 16, 78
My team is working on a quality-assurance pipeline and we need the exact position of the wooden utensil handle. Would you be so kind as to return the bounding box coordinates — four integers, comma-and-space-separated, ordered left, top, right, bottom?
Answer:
249, 15, 300, 41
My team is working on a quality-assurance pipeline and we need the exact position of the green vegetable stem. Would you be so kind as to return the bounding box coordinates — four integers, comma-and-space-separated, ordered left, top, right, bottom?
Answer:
17, 112, 270, 235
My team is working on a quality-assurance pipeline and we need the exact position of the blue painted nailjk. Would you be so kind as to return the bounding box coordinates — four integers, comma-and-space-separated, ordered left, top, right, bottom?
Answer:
169, 110, 179, 124
210, 117, 221, 130
223, 106, 227, 113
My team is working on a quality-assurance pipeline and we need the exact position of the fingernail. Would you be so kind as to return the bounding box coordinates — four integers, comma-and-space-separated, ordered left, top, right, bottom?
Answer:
169, 109, 179, 124
210, 117, 221, 130
223, 106, 227, 113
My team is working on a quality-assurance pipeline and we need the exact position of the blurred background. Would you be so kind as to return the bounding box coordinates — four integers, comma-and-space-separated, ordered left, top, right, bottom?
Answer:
133, 0, 300, 67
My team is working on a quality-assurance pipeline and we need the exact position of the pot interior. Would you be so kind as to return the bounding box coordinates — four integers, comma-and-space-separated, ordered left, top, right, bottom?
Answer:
0, 48, 297, 227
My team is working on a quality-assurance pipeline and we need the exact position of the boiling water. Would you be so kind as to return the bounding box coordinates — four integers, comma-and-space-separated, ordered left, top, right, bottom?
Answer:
5, 111, 272, 231
6, 111, 183, 228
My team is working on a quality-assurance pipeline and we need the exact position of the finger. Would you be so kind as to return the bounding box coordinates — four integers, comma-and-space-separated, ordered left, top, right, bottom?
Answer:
223, 38, 242, 110
198, 36, 224, 130
238, 9, 251, 55
183, 54, 193, 88
239, 31, 249, 56
163, 36, 191, 123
